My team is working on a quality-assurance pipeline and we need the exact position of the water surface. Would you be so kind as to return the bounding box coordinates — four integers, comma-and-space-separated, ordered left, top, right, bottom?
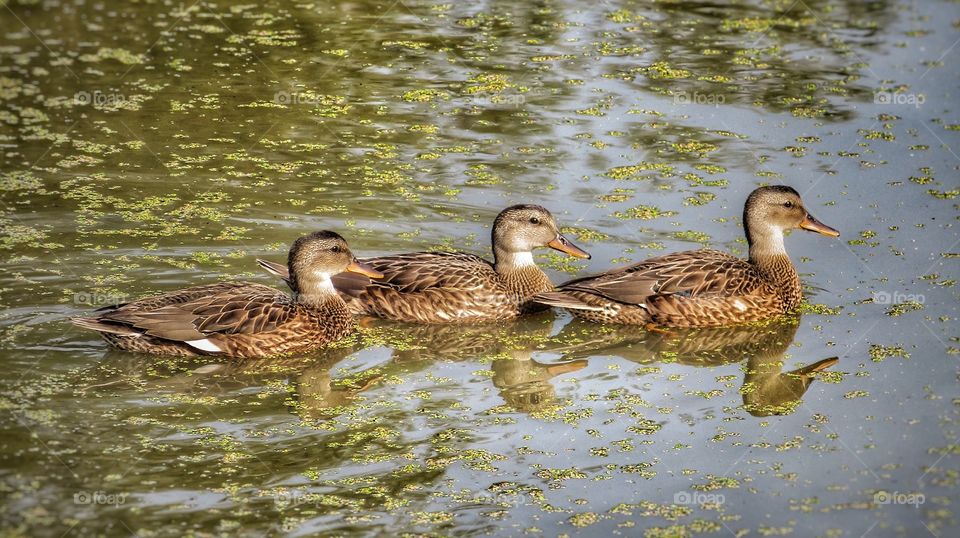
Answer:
1, 0, 958, 536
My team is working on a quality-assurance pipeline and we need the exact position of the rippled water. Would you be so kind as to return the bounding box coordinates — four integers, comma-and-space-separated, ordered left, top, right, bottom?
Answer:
1, 0, 958, 536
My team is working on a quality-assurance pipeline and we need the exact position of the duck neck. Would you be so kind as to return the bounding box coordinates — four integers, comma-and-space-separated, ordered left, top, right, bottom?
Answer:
293, 272, 345, 311
493, 247, 553, 299
493, 246, 536, 272
747, 227, 802, 309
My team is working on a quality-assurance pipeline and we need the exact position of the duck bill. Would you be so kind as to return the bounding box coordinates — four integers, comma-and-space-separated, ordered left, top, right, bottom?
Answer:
545, 360, 589, 376
793, 356, 840, 377
799, 214, 840, 237
346, 259, 384, 279
547, 234, 591, 259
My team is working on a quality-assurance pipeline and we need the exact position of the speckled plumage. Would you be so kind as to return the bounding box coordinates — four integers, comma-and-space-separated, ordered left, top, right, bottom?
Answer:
259, 205, 590, 324
74, 282, 354, 357
72, 231, 377, 358
534, 186, 839, 328
332, 251, 556, 322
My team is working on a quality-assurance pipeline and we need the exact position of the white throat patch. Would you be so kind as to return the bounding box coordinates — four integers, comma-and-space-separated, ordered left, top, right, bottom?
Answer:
511, 251, 535, 267
312, 270, 336, 292
769, 228, 786, 254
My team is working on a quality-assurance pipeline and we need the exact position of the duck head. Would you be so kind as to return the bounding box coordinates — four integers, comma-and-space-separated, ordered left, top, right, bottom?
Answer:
491, 204, 591, 267
288, 231, 383, 298
743, 186, 839, 258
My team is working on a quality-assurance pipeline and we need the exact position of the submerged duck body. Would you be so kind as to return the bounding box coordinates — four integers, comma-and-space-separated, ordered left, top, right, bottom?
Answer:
534, 186, 839, 328
260, 204, 591, 324
72, 231, 382, 358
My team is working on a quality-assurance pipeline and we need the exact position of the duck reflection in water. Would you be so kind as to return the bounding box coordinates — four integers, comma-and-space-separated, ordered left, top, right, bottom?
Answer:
491, 352, 587, 413
82, 342, 385, 420
549, 316, 837, 416
292, 355, 384, 420
81, 313, 831, 418
81, 313, 589, 417
362, 314, 587, 413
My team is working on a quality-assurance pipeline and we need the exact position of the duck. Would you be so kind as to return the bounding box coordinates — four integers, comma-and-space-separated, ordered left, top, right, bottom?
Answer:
71, 231, 384, 358
533, 186, 839, 328
257, 204, 591, 323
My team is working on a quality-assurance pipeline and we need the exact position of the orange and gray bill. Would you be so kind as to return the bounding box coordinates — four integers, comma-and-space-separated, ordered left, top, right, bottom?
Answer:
799, 214, 839, 237
346, 259, 385, 279
547, 235, 591, 259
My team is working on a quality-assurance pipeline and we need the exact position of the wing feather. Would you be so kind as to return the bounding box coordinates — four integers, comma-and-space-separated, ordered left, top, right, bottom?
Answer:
646, 292, 782, 327
101, 283, 297, 341
559, 249, 759, 306
333, 251, 495, 295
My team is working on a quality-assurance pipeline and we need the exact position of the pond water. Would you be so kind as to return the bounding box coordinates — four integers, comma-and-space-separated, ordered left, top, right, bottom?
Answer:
1, 0, 958, 536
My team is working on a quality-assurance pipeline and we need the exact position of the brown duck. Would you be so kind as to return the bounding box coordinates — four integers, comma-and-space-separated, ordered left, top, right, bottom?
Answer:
71, 231, 383, 358
258, 205, 591, 323
533, 186, 839, 327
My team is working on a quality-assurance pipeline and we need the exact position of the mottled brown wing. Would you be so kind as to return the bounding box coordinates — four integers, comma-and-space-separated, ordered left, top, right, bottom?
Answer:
102, 283, 295, 341
96, 281, 251, 312
331, 251, 495, 298
560, 249, 761, 305
646, 292, 783, 328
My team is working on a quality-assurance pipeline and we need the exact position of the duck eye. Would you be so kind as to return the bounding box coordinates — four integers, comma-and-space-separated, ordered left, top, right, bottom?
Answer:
529, 217, 541, 225
783, 201, 794, 208
330, 245, 341, 253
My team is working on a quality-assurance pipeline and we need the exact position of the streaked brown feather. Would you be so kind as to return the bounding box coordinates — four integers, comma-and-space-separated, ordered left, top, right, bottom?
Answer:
533, 185, 840, 328
75, 282, 354, 358
259, 205, 589, 323
354, 252, 495, 292
74, 231, 365, 358
535, 249, 795, 328
319, 251, 554, 323
561, 250, 753, 304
